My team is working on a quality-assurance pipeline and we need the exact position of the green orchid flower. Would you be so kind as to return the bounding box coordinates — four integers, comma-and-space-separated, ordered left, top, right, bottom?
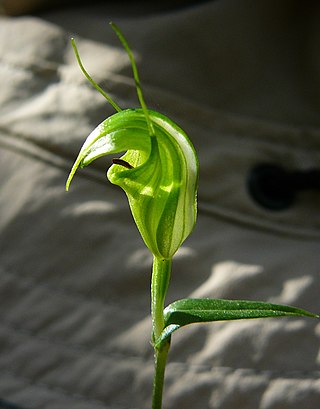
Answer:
66, 25, 198, 260
66, 108, 198, 259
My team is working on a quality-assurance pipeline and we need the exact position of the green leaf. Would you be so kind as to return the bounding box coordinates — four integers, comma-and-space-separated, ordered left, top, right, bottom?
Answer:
155, 298, 318, 347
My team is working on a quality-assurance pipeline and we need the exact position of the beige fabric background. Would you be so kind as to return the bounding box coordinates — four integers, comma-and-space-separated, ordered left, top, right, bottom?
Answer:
0, 1, 319, 408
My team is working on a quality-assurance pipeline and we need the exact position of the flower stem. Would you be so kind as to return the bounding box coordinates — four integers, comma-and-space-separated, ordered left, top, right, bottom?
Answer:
152, 340, 170, 409
151, 257, 172, 409
151, 257, 171, 341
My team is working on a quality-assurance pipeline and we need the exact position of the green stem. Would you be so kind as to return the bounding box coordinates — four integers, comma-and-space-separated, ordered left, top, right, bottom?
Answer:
152, 341, 170, 409
151, 257, 172, 409
151, 257, 171, 341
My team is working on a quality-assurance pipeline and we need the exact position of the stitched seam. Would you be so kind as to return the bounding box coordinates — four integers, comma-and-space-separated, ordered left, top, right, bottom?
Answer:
198, 202, 320, 240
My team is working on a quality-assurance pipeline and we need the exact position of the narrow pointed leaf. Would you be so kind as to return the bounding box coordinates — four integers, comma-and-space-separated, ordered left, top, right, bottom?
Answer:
155, 298, 318, 347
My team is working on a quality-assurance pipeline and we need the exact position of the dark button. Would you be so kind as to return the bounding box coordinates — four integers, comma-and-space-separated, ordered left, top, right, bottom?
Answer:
247, 164, 320, 211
